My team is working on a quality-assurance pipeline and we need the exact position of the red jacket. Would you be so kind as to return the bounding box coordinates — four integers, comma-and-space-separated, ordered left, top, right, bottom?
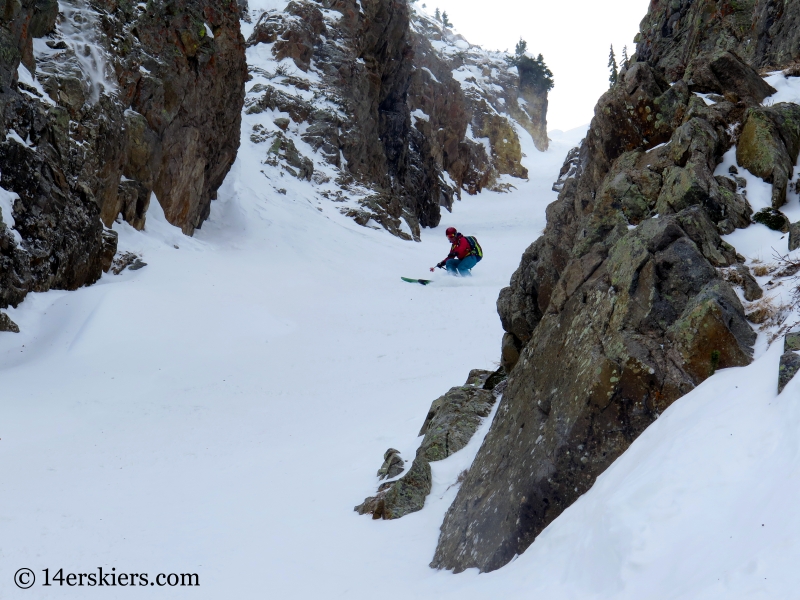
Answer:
440, 234, 472, 264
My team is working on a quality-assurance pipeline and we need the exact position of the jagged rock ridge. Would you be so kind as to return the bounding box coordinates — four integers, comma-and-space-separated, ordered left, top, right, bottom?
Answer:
431, 1, 800, 574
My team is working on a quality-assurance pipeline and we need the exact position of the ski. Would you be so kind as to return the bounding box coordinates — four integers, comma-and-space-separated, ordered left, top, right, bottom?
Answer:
401, 277, 433, 285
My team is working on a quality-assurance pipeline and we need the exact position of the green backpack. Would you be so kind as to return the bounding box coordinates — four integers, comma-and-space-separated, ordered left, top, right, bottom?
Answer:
465, 236, 483, 262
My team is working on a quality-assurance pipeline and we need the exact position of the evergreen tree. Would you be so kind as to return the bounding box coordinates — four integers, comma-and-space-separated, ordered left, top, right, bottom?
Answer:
441, 11, 452, 28
434, 7, 441, 21
608, 44, 618, 88
621, 45, 629, 71
506, 40, 554, 94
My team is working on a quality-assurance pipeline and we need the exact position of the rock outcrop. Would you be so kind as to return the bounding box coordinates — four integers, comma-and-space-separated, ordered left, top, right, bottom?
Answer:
355, 369, 503, 520
428, 4, 794, 573
1, 0, 247, 309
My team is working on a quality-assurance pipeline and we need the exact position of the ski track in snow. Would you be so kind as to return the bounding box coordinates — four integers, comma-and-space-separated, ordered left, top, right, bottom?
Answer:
3, 42, 800, 600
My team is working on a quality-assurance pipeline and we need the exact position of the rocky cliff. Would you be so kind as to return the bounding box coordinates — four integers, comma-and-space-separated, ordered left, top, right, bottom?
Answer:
0, 0, 246, 311
243, 1, 548, 239
431, 1, 800, 574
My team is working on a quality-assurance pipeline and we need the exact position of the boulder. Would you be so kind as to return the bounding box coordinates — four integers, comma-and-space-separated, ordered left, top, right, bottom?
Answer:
501, 332, 522, 373
265, 133, 314, 181
790, 222, 800, 251
417, 385, 496, 462
712, 176, 752, 235
464, 369, 494, 387
377, 448, 405, 480
684, 50, 776, 106
668, 282, 755, 381
355, 456, 432, 520
734, 265, 763, 302
0, 311, 19, 333
786, 333, 800, 352
778, 352, 800, 393
482, 367, 508, 391
376, 456, 432, 519
737, 104, 800, 208
273, 2, 326, 72
246, 85, 313, 122
752, 208, 790, 233
552, 145, 581, 192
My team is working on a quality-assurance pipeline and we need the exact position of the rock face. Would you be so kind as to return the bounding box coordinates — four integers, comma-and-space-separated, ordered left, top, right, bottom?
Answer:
246, 0, 445, 237
244, 2, 548, 237
429, 5, 786, 572
1, 0, 247, 309
636, 0, 800, 82
1, 0, 113, 309
105, 0, 247, 235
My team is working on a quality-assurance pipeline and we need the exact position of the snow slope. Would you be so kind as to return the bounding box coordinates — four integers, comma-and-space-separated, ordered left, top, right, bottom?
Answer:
0, 65, 583, 595
3, 63, 800, 600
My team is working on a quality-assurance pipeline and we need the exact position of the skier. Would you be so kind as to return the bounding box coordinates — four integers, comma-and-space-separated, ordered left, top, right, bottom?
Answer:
431, 227, 480, 275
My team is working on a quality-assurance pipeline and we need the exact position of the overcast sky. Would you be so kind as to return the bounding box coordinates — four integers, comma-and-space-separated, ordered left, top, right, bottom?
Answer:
416, 0, 651, 132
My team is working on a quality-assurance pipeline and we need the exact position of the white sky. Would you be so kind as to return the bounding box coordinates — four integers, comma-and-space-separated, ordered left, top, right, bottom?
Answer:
416, 0, 651, 132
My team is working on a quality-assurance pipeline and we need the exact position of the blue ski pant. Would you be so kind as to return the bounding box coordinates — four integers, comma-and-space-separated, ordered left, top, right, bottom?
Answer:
445, 255, 478, 275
